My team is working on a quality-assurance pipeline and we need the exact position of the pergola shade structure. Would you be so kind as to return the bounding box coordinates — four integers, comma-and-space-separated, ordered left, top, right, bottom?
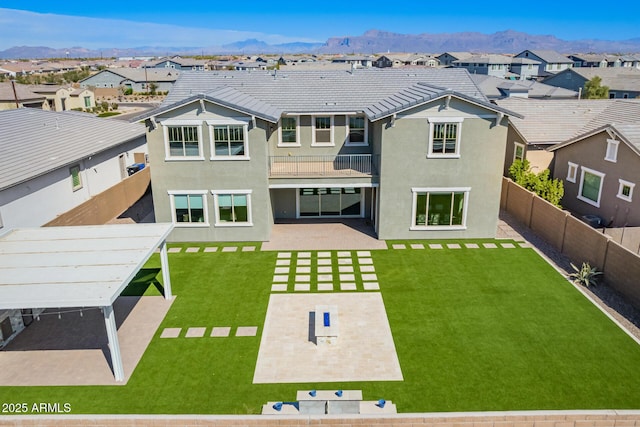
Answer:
0, 223, 174, 381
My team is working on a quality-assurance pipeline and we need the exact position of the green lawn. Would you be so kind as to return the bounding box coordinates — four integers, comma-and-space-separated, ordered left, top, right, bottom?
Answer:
2, 241, 640, 414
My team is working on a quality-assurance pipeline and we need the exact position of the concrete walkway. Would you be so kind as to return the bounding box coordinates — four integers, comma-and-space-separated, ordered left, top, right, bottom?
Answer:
0, 296, 173, 386
262, 219, 387, 251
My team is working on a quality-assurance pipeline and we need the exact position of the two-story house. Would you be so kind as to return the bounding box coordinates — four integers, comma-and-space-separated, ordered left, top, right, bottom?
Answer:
515, 50, 573, 78
543, 67, 640, 99
135, 69, 518, 242
452, 54, 514, 78
146, 56, 208, 71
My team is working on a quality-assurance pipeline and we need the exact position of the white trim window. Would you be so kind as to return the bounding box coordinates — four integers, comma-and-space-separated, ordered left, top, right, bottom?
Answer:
162, 121, 204, 160
513, 142, 525, 162
312, 116, 334, 146
209, 123, 249, 159
346, 115, 368, 146
605, 138, 619, 163
169, 191, 208, 226
577, 167, 605, 207
212, 190, 253, 226
278, 116, 300, 147
410, 187, 470, 230
617, 179, 635, 202
70, 165, 83, 191
567, 162, 578, 183
427, 117, 463, 158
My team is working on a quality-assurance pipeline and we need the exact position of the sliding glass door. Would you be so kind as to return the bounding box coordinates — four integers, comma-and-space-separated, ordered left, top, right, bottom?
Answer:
298, 187, 362, 217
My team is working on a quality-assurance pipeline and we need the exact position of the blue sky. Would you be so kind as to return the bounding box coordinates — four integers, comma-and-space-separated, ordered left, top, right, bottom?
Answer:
1, 1, 639, 50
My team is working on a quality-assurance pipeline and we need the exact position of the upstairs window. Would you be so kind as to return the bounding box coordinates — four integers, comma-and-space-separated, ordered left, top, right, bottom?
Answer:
346, 116, 367, 145
428, 118, 463, 158
513, 142, 525, 162
83, 96, 91, 108
164, 124, 202, 159
279, 116, 299, 146
605, 139, 619, 162
212, 124, 248, 158
312, 116, 334, 146
567, 162, 578, 183
617, 179, 635, 202
70, 165, 82, 191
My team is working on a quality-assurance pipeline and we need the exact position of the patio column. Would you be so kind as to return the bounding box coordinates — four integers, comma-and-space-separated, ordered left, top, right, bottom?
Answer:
159, 240, 172, 299
103, 304, 124, 382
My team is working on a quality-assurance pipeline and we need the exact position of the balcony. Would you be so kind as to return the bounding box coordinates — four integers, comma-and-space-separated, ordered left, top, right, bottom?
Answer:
269, 154, 377, 177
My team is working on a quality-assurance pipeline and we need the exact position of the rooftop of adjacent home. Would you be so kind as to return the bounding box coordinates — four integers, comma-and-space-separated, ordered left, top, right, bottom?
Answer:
144, 68, 519, 123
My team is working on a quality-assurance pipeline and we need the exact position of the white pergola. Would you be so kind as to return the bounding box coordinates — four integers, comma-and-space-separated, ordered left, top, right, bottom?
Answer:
0, 223, 174, 381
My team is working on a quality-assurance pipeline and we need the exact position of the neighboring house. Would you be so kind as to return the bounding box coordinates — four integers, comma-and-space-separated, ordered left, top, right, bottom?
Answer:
514, 50, 573, 77
230, 61, 268, 71
471, 75, 578, 100
331, 55, 374, 68
146, 56, 207, 71
79, 69, 179, 93
452, 54, 513, 78
569, 54, 621, 68
29, 84, 96, 111
134, 68, 519, 243
373, 55, 395, 68
509, 58, 541, 80
549, 120, 640, 227
495, 98, 640, 177
543, 67, 640, 99
436, 52, 473, 67
620, 54, 640, 69
0, 108, 147, 230
0, 82, 48, 110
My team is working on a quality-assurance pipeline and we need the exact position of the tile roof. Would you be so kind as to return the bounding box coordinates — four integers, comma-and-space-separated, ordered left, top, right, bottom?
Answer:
0, 108, 145, 190
562, 67, 640, 91
519, 50, 574, 64
453, 54, 514, 64
0, 82, 45, 102
496, 98, 640, 144
471, 75, 578, 99
81, 68, 180, 84
138, 68, 518, 123
613, 123, 640, 152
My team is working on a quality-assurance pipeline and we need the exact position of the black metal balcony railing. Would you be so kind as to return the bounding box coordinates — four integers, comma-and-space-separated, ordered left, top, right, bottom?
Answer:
269, 154, 377, 177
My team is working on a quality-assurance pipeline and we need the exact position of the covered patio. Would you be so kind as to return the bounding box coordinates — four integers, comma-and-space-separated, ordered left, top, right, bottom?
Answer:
0, 223, 174, 383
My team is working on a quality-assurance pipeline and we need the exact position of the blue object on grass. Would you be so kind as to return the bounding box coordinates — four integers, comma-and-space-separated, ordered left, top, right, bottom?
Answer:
272, 402, 283, 411
377, 399, 386, 408
323, 312, 330, 327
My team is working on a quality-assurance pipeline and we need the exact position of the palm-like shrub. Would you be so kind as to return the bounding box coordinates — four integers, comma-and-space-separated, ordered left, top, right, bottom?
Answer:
568, 262, 603, 288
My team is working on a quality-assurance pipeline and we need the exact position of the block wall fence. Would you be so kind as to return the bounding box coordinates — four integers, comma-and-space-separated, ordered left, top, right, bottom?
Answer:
501, 177, 640, 309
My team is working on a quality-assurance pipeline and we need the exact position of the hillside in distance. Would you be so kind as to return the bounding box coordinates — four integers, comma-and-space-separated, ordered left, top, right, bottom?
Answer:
2, 29, 640, 59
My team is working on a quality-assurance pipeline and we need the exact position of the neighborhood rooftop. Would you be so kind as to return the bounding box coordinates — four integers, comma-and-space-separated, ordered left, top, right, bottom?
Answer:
0, 108, 145, 191
146, 68, 518, 122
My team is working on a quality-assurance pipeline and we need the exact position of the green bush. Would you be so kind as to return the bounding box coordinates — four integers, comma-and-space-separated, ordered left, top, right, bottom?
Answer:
568, 262, 603, 287
509, 159, 564, 207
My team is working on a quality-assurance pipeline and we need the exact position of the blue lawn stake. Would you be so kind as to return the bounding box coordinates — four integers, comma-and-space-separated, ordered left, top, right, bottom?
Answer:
323, 312, 330, 327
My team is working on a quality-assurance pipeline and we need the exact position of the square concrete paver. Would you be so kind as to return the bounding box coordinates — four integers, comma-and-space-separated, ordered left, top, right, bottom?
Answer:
160, 327, 182, 338
360, 265, 375, 273
337, 258, 352, 265
236, 326, 258, 337
295, 275, 311, 282
298, 252, 312, 258
447, 243, 462, 249
210, 327, 231, 337
338, 266, 354, 273
465, 243, 480, 249
296, 267, 311, 274
501, 243, 516, 248
274, 267, 290, 274
317, 274, 333, 282
519, 242, 532, 248
254, 293, 403, 383
273, 275, 289, 282
363, 282, 380, 290
204, 247, 218, 253
337, 251, 351, 257
359, 258, 373, 265
317, 283, 334, 291
318, 252, 332, 258
317, 266, 332, 273
222, 246, 238, 252
318, 258, 332, 265
186, 327, 206, 338
483, 243, 498, 249
392, 244, 406, 249
429, 244, 443, 249
340, 274, 356, 281
340, 282, 357, 291
277, 252, 292, 258
168, 247, 182, 253
410, 244, 425, 249
271, 284, 288, 292
242, 246, 256, 252
356, 251, 371, 257
362, 273, 377, 281
294, 283, 311, 292
297, 259, 311, 266
276, 259, 290, 266
186, 247, 200, 253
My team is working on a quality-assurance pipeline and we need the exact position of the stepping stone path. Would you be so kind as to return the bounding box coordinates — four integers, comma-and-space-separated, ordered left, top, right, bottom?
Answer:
211, 327, 231, 337
185, 327, 206, 338
186, 247, 200, 253
236, 326, 258, 337
160, 326, 258, 339
271, 251, 379, 293
160, 328, 181, 338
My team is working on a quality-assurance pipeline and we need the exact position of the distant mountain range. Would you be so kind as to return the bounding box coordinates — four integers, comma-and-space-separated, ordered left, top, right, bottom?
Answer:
2, 29, 640, 59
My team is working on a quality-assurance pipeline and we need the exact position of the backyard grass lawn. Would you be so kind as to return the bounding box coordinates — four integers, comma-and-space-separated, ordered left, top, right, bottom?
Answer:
2, 241, 640, 414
